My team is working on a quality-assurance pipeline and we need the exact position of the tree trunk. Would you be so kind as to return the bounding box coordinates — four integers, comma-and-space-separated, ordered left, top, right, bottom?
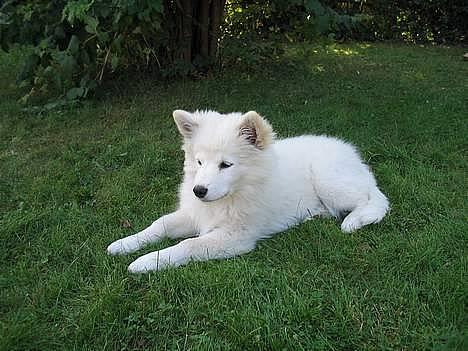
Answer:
164, 0, 226, 71
197, 0, 210, 59
180, 0, 193, 63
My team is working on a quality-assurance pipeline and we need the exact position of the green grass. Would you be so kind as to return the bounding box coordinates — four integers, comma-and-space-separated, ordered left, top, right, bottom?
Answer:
1, 42, 467, 350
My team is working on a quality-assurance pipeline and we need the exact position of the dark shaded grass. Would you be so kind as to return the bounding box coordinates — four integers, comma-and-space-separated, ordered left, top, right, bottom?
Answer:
0, 42, 467, 350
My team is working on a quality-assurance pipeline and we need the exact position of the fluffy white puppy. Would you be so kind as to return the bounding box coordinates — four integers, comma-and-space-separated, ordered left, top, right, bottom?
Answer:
107, 110, 389, 272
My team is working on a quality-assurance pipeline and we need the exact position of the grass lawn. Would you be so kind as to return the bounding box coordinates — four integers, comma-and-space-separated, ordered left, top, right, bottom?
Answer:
0, 42, 467, 350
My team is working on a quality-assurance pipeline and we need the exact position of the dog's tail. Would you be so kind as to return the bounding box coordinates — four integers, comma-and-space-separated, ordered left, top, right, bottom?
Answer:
341, 187, 389, 233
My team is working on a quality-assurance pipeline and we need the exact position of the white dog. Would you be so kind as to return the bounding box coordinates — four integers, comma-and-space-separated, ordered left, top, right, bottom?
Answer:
107, 110, 389, 272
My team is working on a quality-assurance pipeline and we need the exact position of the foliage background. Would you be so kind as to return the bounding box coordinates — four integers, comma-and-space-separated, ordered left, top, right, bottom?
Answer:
1, 0, 466, 106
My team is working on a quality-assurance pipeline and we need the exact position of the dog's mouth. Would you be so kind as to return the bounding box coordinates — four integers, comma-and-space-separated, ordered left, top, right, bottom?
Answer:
198, 191, 230, 202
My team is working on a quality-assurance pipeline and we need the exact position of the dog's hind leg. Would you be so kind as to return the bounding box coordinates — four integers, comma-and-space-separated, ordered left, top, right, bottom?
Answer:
127, 230, 257, 272
107, 210, 195, 255
340, 188, 389, 233
310, 161, 389, 233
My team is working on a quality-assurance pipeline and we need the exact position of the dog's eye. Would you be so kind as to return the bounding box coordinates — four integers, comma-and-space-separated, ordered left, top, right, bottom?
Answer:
197, 160, 202, 166
219, 161, 233, 169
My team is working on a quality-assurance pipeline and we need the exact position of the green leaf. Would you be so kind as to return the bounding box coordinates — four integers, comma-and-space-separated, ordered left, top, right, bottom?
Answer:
305, 0, 326, 15
67, 35, 80, 54
55, 52, 77, 77
84, 16, 99, 33
97, 6, 111, 18
110, 55, 119, 70
80, 50, 91, 65
316, 14, 331, 34
150, 1, 164, 13
96, 31, 109, 42
66, 87, 85, 100
85, 25, 95, 34
0, 13, 12, 25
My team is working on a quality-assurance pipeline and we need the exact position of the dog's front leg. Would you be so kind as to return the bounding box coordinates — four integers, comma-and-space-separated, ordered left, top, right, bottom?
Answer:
107, 210, 195, 255
127, 230, 257, 273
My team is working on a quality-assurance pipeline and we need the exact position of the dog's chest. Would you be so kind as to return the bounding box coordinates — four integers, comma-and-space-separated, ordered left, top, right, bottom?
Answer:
193, 201, 245, 235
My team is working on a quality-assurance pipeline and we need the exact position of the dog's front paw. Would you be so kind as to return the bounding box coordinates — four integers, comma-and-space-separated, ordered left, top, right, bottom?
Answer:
127, 243, 190, 273
128, 255, 156, 273
107, 239, 127, 255
107, 237, 140, 255
127, 252, 172, 273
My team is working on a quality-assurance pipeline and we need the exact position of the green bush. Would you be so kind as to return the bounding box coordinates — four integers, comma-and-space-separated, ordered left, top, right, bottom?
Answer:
323, 0, 468, 43
0, 0, 165, 106
224, 0, 366, 41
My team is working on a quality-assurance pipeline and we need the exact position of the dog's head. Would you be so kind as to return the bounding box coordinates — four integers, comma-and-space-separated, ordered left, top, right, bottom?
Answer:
173, 110, 274, 202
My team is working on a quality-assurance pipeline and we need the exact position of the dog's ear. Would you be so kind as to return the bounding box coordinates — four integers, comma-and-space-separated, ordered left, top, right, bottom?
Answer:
239, 111, 274, 149
173, 110, 197, 138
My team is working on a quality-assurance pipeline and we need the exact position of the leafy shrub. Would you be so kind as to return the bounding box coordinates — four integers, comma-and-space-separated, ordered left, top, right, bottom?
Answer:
1, 0, 230, 107
224, 0, 366, 41
323, 0, 468, 43
0, 0, 165, 106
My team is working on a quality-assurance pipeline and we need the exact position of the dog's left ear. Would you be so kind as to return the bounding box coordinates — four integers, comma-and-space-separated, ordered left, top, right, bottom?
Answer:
239, 111, 274, 149
173, 110, 197, 139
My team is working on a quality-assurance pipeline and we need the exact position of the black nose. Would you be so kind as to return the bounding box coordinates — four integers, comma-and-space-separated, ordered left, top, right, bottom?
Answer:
193, 185, 208, 198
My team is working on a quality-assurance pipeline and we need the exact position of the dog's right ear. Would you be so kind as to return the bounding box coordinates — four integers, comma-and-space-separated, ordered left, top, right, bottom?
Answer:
173, 110, 197, 139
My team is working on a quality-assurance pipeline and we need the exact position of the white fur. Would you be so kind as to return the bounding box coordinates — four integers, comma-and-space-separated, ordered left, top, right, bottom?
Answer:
107, 110, 389, 273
